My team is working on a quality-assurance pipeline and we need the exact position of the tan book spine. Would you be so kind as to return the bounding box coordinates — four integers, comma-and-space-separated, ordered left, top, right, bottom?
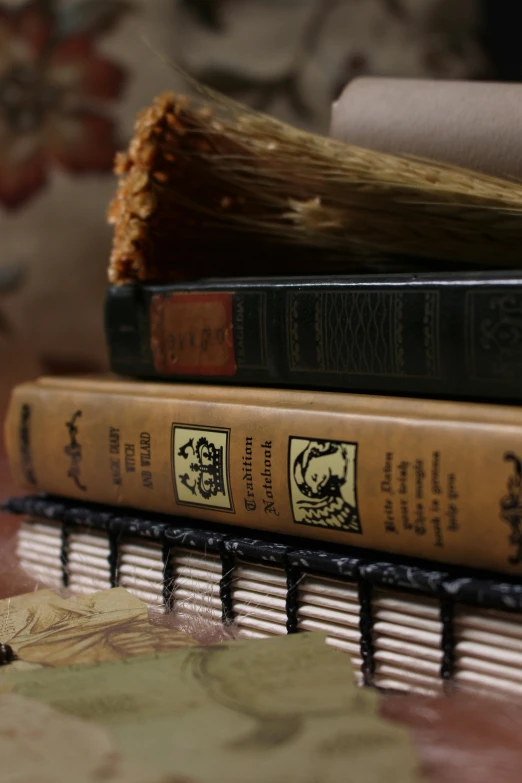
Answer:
5, 376, 522, 575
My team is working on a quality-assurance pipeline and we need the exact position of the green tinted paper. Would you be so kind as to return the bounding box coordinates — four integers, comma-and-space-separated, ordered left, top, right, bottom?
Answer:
0, 693, 184, 783
1, 632, 422, 783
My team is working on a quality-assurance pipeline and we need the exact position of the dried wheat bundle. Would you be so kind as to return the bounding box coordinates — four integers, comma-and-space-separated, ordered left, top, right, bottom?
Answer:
108, 85, 522, 284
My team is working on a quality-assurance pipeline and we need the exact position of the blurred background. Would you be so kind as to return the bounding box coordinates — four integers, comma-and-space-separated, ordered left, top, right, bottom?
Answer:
0, 0, 520, 531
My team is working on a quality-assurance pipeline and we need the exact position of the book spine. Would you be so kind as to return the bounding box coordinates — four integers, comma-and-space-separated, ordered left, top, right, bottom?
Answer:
105, 279, 522, 401
6, 377, 522, 575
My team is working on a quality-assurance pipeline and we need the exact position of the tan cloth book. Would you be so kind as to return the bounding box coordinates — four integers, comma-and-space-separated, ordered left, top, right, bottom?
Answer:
7, 375, 522, 574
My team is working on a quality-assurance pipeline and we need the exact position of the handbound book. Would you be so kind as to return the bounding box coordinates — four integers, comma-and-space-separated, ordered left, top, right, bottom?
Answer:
7, 493, 522, 701
105, 273, 522, 402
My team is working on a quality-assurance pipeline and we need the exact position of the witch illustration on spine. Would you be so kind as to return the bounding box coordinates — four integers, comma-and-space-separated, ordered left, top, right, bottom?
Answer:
289, 437, 361, 533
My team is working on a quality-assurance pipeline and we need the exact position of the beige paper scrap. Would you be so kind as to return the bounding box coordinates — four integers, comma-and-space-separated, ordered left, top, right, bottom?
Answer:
0, 587, 195, 670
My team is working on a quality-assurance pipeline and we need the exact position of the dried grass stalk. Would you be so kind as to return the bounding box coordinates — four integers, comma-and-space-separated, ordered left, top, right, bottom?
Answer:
108, 86, 522, 284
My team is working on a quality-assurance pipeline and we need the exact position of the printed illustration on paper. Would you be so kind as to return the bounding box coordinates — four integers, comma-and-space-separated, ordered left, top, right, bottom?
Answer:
172, 424, 233, 512
288, 436, 361, 533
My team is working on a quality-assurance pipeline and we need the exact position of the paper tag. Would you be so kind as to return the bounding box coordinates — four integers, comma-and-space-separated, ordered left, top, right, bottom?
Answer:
150, 292, 236, 376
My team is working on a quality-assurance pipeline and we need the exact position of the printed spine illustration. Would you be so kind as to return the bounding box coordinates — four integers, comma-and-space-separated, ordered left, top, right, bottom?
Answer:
289, 438, 361, 533
5, 376, 522, 574
105, 278, 522, 401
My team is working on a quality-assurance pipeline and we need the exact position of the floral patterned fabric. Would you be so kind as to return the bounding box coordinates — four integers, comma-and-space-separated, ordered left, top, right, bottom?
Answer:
0, 1, 127, 209
0, 0, 489, 374
173, 0, 488, 133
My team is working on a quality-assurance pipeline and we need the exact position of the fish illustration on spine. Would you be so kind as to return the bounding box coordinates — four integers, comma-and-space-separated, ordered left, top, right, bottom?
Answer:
289, 437, 361, 533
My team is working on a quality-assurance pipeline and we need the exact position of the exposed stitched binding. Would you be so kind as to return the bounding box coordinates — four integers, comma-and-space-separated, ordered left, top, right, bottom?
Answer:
60, 522, 70, 588
357, 578, 375, 686
161, 542, 175, 612
440, 597, 456, 683
108, 531, 120, 589
284, 557, 301, 634
219, 544, 235, 625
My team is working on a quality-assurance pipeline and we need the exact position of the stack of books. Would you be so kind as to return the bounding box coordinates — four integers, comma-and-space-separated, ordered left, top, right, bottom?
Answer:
4, 90, 522, 702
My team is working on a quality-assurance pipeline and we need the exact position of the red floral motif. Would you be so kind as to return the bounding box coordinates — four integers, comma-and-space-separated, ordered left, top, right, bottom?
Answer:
0, 1, 128, 209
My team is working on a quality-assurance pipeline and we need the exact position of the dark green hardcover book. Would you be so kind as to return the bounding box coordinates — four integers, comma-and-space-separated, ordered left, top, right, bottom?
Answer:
105, 272, 522, 401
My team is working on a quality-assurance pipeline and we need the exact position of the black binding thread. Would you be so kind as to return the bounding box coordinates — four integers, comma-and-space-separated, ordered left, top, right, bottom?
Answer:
60, 522, 70, 588
219, 545, 235, 626
357, 578, 375, 687
108, 531, 120, 589
284, 558, 302, 634
162, 542, 175, 613
440, 597, 456, 684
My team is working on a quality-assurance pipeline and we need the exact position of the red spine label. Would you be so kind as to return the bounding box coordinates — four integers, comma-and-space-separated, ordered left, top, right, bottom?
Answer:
150, 292, 237, 376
